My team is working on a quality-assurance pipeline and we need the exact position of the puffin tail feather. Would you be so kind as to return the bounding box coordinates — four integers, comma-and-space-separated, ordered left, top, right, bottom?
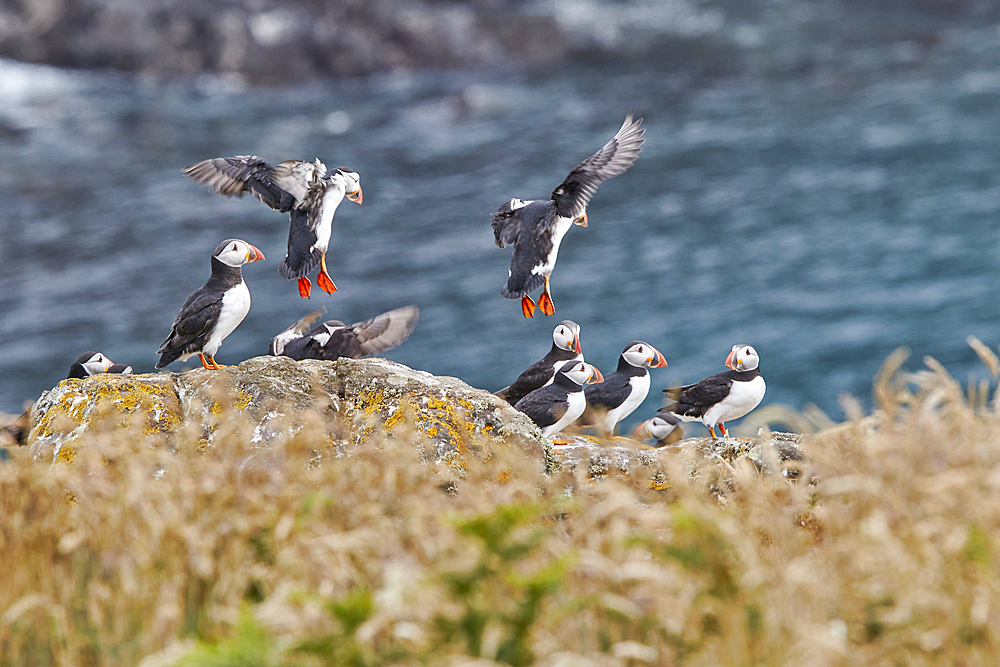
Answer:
279, 248, 322, 280
500, 273, 544, 300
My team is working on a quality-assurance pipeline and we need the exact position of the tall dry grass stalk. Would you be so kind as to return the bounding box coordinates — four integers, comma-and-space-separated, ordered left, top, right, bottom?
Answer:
2, 345, 1000, 666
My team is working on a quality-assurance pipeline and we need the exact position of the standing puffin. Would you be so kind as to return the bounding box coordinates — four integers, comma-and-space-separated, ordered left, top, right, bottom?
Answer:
156, 239, 265, 371
183, 156, 362, 298
67, 351, 115, 378
584, 341, 668, 436
269, 305, 419, 361
492, 115, 645, 317
514, 360, 603, 438
664, 344, 766, 439
495, 320, 582, 405
633, 412, 683, 447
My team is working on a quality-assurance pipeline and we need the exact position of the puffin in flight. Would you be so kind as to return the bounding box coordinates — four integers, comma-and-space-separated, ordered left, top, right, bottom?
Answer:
514, 359, 603, 438
491, 115, 645, 317
269, 305, 419, 361
633, 412, 683, 447
583, 340, 667, 436
183, 156, 362, 298
495, 320, 583, 405
156, 239, 264, 371
663, 344, 766, 439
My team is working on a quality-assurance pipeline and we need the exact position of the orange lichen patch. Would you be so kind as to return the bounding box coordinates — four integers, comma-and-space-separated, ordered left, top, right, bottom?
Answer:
28, 375, 183, 461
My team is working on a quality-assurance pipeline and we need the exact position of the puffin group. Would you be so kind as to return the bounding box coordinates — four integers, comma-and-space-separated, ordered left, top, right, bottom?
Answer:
24, 114, 765, 446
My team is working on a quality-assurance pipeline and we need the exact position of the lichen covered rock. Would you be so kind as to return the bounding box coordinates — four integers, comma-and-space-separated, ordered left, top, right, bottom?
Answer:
25, 356, 550, 465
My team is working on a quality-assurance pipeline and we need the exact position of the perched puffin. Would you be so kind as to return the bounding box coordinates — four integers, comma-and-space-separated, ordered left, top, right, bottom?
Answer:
633, 412, 683, 447
107, 364, 133, 374
495, 320, 582, 405
67, 351, 114, 378
664, 344, 766, 439
492, 115, 645, 318
514, 360, 603, 438
183, 156, 362, 298
269, 305, 419, 361
583, 341, 668, 436
156, 239, 264, 371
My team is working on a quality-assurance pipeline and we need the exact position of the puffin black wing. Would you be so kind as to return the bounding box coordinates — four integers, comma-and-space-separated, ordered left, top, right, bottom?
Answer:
513, 385, 567, 430
278, 208, 323, 280
155, 290, 222, 368
183, 156, 297, 212
491, 199, 531, 248
665, 372, 736, 418
583, 373, 633, 410
550, 115, 645, 220
502, 347, 580, 405
320, 305, 419, 361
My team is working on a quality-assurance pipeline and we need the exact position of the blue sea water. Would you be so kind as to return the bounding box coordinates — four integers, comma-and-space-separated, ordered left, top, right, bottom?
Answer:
2, 7, 1000, 435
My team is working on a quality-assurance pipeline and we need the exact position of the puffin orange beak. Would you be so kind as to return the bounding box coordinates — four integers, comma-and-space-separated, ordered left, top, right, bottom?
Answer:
649, 348, 668, 368
725, 350, 736, 370
633, 421, 650, 439
573, 335, 582, 355
247, 244, 265, 262
574, 211, 588, 228
348, 188, 363, 204
588, 365, 604, 384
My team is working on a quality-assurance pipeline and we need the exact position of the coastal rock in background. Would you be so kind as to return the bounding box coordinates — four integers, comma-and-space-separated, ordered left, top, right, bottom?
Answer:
554, 430, 808, 485
0, 0, 572, 85
26, 356, 550, 465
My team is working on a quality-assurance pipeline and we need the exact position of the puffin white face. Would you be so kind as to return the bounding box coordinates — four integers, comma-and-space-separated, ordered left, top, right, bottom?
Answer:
337, 168, 363, 204
552, 320, 581, 354
559, 360, 602, 386
621, 341, 668, 369
82, 352, 114, 376
646, 415, 678, 440
726, 344, 759, 371
215, 239, 265, 268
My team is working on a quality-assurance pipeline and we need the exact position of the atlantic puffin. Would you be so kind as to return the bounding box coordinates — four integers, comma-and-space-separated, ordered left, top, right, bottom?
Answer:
492, 114, 645, 317
67, 351, 115, 379
183, 156, 362, 298
583, 341, 668, 436
514, 360, 603, 438
156, 239, 264, 371
107, 364, 134, 374
269, 305, 419, 361
633, 411, 683, 447
664, 344, 766, 439
495, 320, 582, 405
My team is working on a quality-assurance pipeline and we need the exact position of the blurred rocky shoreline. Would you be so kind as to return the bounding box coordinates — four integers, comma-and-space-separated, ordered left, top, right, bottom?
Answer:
0, 0, 984, 85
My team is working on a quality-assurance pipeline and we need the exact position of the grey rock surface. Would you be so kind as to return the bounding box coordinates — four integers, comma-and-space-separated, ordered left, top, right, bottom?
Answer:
26, 355, 550, 464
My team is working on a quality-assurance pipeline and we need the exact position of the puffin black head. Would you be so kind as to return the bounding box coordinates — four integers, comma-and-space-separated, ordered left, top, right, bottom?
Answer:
335, 167, 363, 204
726, 344, 760, 372
553, 320, 582, 354
67, 351, 114, 379
620, 341, 668, 369
107, 364, 133, 374
213, 239, 265, 267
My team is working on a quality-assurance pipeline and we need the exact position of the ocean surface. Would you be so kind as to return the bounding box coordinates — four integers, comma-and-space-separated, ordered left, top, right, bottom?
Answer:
3, 5, 1000, 434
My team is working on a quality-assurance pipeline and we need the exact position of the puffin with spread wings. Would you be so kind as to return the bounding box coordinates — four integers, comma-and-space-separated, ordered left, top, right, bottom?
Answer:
183, 156, 362, 298
491, 114, 645, 317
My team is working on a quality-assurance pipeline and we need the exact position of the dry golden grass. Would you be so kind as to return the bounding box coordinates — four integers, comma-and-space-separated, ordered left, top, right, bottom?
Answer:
2, 344, 1000, 666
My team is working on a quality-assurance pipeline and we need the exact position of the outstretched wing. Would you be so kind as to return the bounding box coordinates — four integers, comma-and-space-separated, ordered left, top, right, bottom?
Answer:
183, 156, 298, 212
550, 115, 645, 220
321, 305, 420, 361
269, 308, 328, 356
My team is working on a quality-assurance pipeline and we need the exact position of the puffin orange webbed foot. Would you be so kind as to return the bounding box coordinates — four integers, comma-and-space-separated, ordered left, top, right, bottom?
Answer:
298, 277, 312, 298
